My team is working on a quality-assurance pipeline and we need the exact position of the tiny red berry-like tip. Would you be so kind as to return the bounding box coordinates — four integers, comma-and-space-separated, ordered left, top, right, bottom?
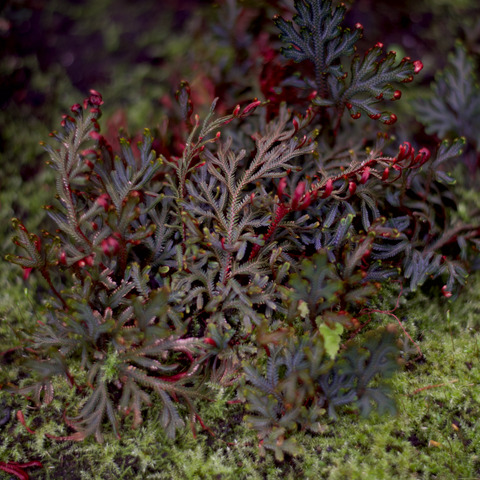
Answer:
277, 177, 288, 200
71, 103, 82, 114
392, 90, 402, 100
375, 42, 384, 49
204, 338, 217, 347
384, 113, 397, 125
59, 251, 67, 265
348, 181, 357, 195
23, 267, 33, 281
292, 181, 306, 209
442, 285, 452, 298
381, 167, 390, 181
355, 23, 363, 29
360, 166, 370, 184
351, 112, 361, 120
413, 60, 424, 74
321, 178, 334, 199
89, 131, 102, 141
368, 113, 381, 120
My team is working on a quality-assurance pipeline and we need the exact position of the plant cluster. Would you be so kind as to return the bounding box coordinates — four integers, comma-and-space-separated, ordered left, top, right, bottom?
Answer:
4, 0, 480, 462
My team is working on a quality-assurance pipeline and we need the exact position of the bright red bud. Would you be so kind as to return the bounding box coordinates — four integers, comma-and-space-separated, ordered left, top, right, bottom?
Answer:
89, 131, 102, 141
381, 167, 390, 181
23, 267, 33, 281
59, 251, 67, 265
414, 147, 431, 166
96, 193, 110, 211
392, 90, 402, 100
292, 182, 306, 209
242, 99, 261, 115
397, 142, 413, 161
277, 177, 288, 200
442, 285, 452, 298
321, 178, 333, 198
360, 166, 370, 184
413, 60, 423, 74
384, 113, 397, 125
351, 112, 361, 120
71, 103, 82, 114
101, 237, 120, 256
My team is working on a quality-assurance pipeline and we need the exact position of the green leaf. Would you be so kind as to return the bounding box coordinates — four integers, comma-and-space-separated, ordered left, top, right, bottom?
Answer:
318, 321, 343, 358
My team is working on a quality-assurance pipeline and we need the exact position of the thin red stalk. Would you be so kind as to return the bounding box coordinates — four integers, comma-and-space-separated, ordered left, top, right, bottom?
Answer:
249, 204, 291, 261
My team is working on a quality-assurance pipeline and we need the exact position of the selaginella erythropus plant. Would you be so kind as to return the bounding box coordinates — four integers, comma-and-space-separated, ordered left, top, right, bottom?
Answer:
6, 0, 480, 458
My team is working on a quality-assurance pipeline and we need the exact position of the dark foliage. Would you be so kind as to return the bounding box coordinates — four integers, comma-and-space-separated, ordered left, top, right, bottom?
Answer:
5, 0, 480, 455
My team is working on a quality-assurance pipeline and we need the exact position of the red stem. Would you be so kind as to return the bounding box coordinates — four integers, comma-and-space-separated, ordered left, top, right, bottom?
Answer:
249, 204, 291, 260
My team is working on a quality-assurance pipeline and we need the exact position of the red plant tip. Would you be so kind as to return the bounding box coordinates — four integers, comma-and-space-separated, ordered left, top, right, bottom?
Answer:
402, 75, 414, 83
414, 147, 431, 166
413, 60, 423, 74
17, 410, 36, 434
355, 22, 363, 29
86, 89, 103, 107
383, 113, 397, 125
375, 92, 384, 100
368, 113, 381, 120
345, 102, 353, 110
96, 193, 110, 211
292, 182, 306, 209
242, 99, 261, 115
292, 118, 299, 132
397, 141, 413, 161
71, 103, 82, 114
221, 238, 226, 250
233, 104, 241, 116
375, 42, 384, 49
89, 131, 102, 141
91, 221, 98, 231
321, 178, 334, 198
277, 177, 288, 201
85, 255, 94, 267
401, 56, 411, 62
59, 251, 67, 265
215, 132, 221, 140
23, 267, 33, 281
297, 191, 311, 210
204, 338, 217, 347
360, 166, 371, 184
392, 90, 402, 100
101, 237, 120, 256
307, 90, 318, 100
351, 112, 361, 120
442, 285, 452, 298
348, 181, 357, 195
381, 167, 390, 181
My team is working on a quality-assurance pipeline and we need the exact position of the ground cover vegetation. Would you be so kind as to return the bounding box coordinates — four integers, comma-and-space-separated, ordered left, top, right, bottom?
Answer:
1, 0, 480, 478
